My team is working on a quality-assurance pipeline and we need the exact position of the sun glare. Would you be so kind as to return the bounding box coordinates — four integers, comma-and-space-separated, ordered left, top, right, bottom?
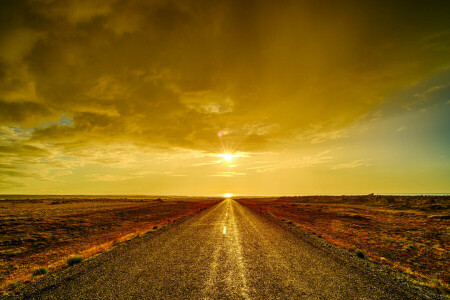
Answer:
224, 154, 233, 161
224, 193, 232, 198
218, 153, 235, 162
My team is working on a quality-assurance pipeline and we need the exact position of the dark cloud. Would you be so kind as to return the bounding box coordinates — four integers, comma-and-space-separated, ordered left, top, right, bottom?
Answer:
0, 100, 53, 125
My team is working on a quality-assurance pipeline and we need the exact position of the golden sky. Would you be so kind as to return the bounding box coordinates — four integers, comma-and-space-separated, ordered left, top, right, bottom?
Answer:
0, 0, 449, 195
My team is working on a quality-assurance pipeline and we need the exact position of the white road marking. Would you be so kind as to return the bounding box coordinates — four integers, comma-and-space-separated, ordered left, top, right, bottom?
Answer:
203, 202, 249, 299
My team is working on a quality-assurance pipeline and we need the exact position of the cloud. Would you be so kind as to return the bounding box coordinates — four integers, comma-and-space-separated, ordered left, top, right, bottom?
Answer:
29, 0, 115, 25
1, 1, 448, 148
55, 170, 72, 177
404, 84, 449, 110
210, 171, 246, 177
0, 28, 43, 63
180, 91, 234, 114
192, 161, 222, 167
0, 100, 54, 125
0, 178, 25, 189
0, 126, 32, 141
86, 173, 139, 182
331, 159, 373, 170
295, 120, 353, 144
0, 0, 449, 189
245, 150, 334, 173
414, 85, 448, 100
0, 27, 44, 105
0, 133, 82, 184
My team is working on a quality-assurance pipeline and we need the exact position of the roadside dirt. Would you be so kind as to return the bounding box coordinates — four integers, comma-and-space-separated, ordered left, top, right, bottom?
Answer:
237, 195, 449, 293
0, 196, 219, 293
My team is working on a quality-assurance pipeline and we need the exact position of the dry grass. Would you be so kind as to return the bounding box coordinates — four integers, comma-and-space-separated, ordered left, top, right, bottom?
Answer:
0, 195, 219, 293
237, 195, 449, 293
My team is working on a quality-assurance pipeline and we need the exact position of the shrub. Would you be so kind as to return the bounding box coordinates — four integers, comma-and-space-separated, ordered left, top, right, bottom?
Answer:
355, 250, 366, 259
153, 226, 158, 230
287, 220, 294, 225
404, 244, 416, 251
67, 256, 83, 266
6, 282, 21, 291
32, 268, 48, 276
430, 279, 441, 287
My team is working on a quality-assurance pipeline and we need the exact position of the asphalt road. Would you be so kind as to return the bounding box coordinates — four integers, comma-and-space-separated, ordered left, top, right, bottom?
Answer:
12, 199, 442, 299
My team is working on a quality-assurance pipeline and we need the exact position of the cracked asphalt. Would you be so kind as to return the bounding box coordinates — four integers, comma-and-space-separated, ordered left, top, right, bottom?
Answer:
9, 199, 444, 299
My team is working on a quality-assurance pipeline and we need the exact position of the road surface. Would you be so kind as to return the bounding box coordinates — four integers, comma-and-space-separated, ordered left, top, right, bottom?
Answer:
12, 199, 440, 299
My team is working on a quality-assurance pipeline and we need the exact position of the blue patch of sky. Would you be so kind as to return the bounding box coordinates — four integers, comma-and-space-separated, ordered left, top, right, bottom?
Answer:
0, 126, 33, 144
376, 70, 450, 156
39, 114, 74, 128
332, 70, 450, 166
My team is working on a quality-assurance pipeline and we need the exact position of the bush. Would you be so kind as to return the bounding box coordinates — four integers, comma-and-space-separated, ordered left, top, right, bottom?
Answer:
355, 250, 366, 259
287, 220, 294, 225
403, 244, 416, 252
153, 226, 158, 230
6, 282, 21, 291
67, 256, 83, 266
32, 268, 48, 276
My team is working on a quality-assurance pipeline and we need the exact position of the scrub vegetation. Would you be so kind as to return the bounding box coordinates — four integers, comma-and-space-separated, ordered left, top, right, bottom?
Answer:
237, 195, 449, 293
67, 256, 83, 266
0, 195, 218, 293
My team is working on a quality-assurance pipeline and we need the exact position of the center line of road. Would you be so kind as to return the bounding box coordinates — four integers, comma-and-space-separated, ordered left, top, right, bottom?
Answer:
223, 226, 227, 234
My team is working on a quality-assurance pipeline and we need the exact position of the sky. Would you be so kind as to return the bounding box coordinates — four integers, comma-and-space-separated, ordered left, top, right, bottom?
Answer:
0, 0, 449, 195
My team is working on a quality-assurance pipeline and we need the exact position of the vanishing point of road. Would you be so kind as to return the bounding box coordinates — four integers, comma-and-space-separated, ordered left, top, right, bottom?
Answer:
13, 199, 441, 299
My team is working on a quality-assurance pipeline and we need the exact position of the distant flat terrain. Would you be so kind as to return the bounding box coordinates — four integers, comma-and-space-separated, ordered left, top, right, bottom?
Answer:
9, 199, 444, 299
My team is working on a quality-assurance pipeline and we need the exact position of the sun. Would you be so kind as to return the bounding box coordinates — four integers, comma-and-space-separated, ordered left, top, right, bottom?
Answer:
224, 193, 233, 198
223, 154, 233, 161
218, 153, 235, 162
